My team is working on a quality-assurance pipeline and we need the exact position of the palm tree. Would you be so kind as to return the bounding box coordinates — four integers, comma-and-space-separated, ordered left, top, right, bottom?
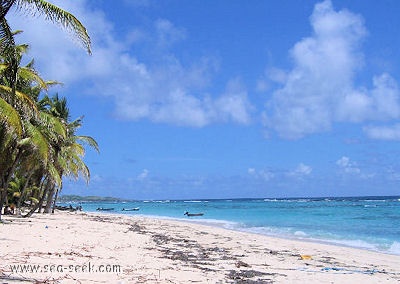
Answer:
0, 0, 93, 219
41, 94, 99, 214
0, 41, 60, 220
0, 38, 97, 219
0, 1, 15, 20
0, 43, 37, 220
0, 0, 91, 121
0, 0, 91, 54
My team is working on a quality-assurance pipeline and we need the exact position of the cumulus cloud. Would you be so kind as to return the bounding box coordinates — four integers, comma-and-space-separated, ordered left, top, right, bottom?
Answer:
363, 124, 400, 140
336, 156, 360, 174
8, 0, 253, 127
336, 156, 377, 179
248, 164, 312, 181
248, 168, 274, 181
288, 163, 312, 177
337, 74, 400, 123
263, 0, 400, 139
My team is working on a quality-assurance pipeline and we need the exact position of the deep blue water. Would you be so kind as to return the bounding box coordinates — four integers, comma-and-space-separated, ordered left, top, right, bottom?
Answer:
63, 196, 400, 255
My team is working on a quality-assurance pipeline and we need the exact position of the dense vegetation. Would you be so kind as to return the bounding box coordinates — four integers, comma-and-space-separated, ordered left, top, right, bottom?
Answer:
58, 195, 127, 203
0, 0, 97, 220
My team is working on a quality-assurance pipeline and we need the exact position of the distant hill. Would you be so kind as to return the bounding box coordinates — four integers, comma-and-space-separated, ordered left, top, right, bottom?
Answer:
58, 195, 129, 202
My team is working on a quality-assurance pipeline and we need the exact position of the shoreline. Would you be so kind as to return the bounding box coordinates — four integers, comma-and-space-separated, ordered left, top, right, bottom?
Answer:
1, 211, 400, 283
70, 195, 400, 257
97, 210, 400, 257
120, 212, 400, 263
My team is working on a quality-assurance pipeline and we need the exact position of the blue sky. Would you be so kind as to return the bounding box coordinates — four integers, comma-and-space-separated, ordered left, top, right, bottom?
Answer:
8, 0, 400, 199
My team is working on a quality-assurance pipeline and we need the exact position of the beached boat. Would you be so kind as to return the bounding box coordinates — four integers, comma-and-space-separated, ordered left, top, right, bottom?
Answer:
184, 211, 204, 217
96, 207, 114, 211
55, 205, 82, 212
122, 207, 140, 211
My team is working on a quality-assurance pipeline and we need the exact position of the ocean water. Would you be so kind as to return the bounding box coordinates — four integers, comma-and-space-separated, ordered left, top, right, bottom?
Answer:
69, 196, 400, 255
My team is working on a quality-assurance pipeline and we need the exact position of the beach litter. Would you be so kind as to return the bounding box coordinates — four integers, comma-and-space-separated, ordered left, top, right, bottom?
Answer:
300, 255, 312, 260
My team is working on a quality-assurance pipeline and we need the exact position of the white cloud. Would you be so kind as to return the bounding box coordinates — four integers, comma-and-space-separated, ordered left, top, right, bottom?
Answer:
112, 74, 252, 127
248, 168, 274, 181
214, 79, 253, 124
363, 124, 400, 140
336, 156, 377, 179
137, 169, 149, 181
256, 68, 287, 93
263, 0, 400, 139
8, 0, 253, 127
336, 156, 360, 174
289, 163, 312, 177
155, 19, 186, 47
336, 156, 350, 168
337, 73, 400, 123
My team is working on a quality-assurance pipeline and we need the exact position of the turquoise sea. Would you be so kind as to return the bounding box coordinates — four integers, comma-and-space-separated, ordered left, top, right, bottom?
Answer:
68, 196, 400, 255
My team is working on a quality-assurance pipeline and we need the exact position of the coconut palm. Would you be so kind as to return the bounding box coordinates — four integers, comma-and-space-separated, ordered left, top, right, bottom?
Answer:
0, 43, 37, 220
0, 1, 15, 19
0, 38, 98, 219
0, 0, 91, 122
0, 0, 91, 54
0, 41, 61, 220
41, 94, 99, 214
0, 0, 93, 219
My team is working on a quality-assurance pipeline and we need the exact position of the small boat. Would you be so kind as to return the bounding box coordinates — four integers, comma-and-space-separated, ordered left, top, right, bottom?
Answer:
55, 205, 82, 212
184, 211, 204, 217
122, 207, 140, 211
96, 207, 114, 211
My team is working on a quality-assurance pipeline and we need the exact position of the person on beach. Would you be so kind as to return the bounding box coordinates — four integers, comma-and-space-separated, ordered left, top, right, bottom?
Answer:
4, 205, 14, 215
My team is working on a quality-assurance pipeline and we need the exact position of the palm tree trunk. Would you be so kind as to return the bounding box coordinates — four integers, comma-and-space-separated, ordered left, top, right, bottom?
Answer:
3, 147, 22, 191
51, 187, 61, 213
16, 171, 34, 215
43, 185, 55, 213
23, 182, 49, 218
0, 182, 6, 221
36, 185, 47, 214
0, 148, 22, 221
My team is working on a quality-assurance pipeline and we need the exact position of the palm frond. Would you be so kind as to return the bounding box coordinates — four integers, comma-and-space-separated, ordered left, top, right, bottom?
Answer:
0, 0, 16, 19
29, 196, 39, 204
15, 0, 91, 54
24, 121, 49, 164
0, 17, 18, 88
18, 66, 48, 90
0, 63, 8, 73
39, 111, 66, 142
0, 85, 38, 116
46, 162, 61, 187
76, 135, 99, 153
45, 80, 62, 87
0, 96, 22, 136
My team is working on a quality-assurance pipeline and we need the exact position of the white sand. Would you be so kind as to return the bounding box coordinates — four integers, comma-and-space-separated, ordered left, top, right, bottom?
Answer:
1, 211, 399, 283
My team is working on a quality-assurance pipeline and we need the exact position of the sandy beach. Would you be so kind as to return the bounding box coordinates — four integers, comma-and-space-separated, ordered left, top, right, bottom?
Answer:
1, 211, 399, 283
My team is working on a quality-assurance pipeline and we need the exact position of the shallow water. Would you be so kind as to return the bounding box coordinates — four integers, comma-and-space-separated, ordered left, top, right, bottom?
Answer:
66, 196, 400, 255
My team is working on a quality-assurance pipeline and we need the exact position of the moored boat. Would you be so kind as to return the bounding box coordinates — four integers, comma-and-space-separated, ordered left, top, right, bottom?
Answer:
122, 207, 140, 211
184, 211, 204, 217
96, 207, 114, 211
